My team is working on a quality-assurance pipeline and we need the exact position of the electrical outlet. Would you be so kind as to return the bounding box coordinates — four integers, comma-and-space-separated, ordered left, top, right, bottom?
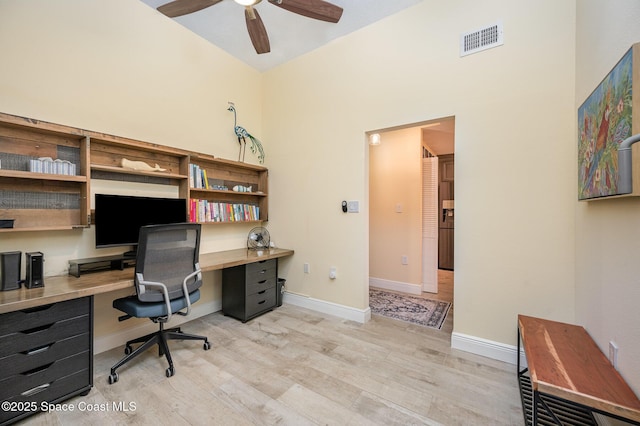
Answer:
609, 341, 619, 369
401, 255, 408, 265
304, 263, 310, 274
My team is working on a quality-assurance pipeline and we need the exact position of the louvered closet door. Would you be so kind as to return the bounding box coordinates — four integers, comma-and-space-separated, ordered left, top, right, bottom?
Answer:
422, 157, 438, 293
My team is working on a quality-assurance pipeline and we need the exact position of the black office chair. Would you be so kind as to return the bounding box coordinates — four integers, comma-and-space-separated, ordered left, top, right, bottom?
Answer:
108, 223, 210, 384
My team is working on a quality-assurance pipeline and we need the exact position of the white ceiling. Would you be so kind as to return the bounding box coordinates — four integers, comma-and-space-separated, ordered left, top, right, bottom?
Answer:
140, 0, 422, 72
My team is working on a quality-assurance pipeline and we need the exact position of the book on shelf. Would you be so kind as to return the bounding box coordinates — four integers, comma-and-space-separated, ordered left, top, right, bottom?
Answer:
189, 163, 210, 189
189, 198, 259, 223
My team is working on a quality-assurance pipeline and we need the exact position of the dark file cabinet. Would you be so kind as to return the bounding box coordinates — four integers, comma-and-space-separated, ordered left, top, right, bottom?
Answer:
0, 297, 93, 425
222, 259, 277, 322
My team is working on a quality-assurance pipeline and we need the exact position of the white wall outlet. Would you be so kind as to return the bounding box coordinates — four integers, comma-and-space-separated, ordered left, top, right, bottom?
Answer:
609, 341, 619, 369
329, 267, 337, 279
303, 263, 310, 274
401, 255, 408, 265
396, 203, 403, 213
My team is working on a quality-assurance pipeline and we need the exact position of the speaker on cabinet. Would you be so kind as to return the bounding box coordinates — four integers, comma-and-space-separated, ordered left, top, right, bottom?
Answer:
0, 251, 22, 291
25, 251, 44, 289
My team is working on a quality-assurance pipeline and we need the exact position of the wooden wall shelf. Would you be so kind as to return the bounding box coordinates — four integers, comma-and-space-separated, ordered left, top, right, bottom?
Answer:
0, 112, 270, 231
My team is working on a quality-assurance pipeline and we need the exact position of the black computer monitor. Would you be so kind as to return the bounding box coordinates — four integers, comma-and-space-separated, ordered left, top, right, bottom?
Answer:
94, 194, 187, 256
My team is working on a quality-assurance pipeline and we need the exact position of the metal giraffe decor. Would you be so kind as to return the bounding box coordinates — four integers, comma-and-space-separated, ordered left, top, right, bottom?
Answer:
227, 102, 265, 164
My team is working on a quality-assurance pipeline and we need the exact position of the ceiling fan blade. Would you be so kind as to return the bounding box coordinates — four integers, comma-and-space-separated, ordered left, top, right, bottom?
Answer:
268, 0, 343, 23
245, 7, 271, 54
157, 0, 223, 18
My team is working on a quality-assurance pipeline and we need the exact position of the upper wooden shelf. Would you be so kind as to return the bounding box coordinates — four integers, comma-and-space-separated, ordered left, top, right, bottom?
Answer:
189, 153, 268, 172
0, 169, 87, 182
90, 163, 188, 180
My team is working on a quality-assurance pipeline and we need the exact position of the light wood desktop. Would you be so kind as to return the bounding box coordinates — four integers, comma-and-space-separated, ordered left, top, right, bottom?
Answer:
0, 247, 293, 314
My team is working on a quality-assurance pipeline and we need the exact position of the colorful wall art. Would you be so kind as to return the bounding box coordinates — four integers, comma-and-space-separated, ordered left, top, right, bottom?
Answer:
578, 47, 634, 200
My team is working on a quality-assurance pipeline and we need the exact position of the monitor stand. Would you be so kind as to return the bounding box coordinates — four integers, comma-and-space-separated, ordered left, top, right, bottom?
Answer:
68, 254, 136, 278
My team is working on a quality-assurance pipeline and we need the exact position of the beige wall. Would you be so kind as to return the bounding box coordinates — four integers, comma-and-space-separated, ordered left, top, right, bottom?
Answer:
369, 127, 423, 289
575, 0, 640, 395
264, 0, 577, 345
0, 0, 263, 347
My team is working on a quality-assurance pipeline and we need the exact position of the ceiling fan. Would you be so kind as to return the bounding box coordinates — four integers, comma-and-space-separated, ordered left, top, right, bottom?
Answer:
157, 0, 344, 55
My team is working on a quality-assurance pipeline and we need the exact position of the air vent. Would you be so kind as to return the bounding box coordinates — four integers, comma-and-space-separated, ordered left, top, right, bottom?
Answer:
460, 22, 504, 57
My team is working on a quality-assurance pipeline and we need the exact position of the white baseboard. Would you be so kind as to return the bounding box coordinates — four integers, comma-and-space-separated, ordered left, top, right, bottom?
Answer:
451, 332, 527, 367
369, 277, 422, 295
94, 300, 221, 354
283, 292, 371, 323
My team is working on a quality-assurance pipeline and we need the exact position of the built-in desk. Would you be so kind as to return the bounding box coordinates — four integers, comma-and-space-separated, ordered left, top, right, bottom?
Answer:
0, 247, 293, 425
0, 247, 294, 314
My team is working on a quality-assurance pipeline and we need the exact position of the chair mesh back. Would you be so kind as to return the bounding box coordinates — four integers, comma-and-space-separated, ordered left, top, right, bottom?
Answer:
135, 223, 201, 303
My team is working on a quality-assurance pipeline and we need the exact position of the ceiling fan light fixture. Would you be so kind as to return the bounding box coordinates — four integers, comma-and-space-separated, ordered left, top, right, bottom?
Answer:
235, 0, 261, 6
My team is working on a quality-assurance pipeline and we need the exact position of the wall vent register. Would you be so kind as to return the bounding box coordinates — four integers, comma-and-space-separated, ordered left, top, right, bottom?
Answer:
460, 21, 504, 57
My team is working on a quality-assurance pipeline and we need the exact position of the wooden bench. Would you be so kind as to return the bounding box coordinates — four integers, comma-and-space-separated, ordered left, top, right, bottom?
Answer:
517, 315, 640, 425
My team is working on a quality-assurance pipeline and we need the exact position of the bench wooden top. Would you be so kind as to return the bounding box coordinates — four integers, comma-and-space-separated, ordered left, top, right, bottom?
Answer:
518, 314, 640, 422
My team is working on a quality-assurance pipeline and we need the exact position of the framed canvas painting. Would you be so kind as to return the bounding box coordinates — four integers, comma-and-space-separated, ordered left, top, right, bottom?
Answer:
578, 45, 636, 200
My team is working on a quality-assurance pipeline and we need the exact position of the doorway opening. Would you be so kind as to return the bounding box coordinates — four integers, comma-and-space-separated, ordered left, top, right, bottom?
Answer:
368, 117, 455, 332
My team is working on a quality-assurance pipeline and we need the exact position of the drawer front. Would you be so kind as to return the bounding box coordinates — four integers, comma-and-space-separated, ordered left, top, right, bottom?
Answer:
0, 315, 90, 359
245, 287, 276, 318
245, 259, 276, 275
0, 351, 90, 402
0, 368, 91, 425
0, 297, 90, 337
246, 262, 277, 284
0, 333, 90, 380
246, 277, 276, 296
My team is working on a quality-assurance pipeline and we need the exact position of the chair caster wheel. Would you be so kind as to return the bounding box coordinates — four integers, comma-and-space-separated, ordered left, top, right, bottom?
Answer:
108, 372, 118, 384
203, 342, 211, 350
124, 345, 133, 355
166, 366, 175, 377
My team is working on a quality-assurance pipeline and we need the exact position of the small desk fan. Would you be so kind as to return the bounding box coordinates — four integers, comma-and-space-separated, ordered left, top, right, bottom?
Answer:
247, 227, 270, 249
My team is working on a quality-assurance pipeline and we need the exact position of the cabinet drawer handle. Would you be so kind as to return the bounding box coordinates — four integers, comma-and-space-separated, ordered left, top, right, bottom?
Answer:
24, 344, 51, 356
22, 323, 55, 335
258, 279, 267, 284
22, 362, 54, 376
21, 383, 50, 397
258, 290, 266, 295
258, 300, 266, 305
258, 270, 266, 274
22, 304, 54, 314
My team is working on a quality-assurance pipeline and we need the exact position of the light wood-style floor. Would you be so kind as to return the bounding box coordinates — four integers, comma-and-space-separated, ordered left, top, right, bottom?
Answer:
22, 274, 523, 426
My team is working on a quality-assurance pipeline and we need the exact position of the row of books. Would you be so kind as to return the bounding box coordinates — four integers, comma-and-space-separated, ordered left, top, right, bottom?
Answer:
189, 163, 226, 190
189, 163, 207, 189
29, 158, 77, 176
189, 199, 260, 223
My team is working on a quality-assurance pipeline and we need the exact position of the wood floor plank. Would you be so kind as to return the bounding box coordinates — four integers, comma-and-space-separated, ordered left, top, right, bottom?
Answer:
20, 302, 521, 425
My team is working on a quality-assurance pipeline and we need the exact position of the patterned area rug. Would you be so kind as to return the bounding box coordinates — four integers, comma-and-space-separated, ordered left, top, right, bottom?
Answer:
369, 288, 451, 330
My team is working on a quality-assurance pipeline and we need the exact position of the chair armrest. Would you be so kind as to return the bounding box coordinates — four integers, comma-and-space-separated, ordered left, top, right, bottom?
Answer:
136, 273, 173, 321
179, 267, 202, 317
